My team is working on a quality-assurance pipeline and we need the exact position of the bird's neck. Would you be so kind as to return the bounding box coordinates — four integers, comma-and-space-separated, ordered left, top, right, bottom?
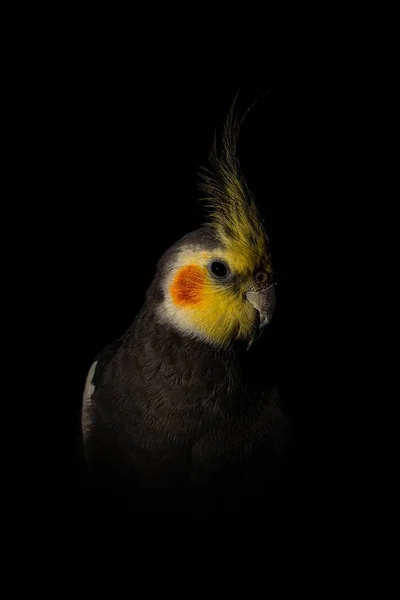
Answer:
126, 301, 249, 411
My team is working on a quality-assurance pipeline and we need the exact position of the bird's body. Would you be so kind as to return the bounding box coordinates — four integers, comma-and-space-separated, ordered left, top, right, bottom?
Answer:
80, 103, 290, 513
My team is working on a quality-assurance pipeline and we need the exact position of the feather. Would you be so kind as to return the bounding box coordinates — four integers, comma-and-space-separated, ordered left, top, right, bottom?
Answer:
197, 93, 269, 271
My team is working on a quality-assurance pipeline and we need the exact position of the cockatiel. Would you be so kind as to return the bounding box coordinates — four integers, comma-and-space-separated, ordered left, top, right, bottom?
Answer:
81, 102, 289, 513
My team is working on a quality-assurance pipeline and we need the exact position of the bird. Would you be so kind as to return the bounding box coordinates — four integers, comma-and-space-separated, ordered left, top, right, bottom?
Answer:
80, 98, 290, 516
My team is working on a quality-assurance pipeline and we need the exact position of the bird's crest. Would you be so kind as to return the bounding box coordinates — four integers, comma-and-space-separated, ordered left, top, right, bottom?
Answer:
198, 94, 270, 272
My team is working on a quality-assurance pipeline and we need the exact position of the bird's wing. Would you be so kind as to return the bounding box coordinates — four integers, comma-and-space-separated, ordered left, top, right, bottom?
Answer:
81, 338, 123, 443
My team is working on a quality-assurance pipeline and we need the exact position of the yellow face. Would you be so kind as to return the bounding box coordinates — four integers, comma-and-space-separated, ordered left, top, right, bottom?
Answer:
157, 243, 273, 347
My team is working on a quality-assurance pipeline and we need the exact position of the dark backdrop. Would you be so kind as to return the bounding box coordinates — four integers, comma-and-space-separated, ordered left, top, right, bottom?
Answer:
39, 35, 366, 524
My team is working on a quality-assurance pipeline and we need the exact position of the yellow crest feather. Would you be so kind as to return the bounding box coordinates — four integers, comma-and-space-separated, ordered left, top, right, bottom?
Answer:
198, 97, 269, 272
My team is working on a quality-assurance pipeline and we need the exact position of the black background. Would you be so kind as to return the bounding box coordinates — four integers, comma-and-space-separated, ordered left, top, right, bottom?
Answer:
28, 23, 377, 527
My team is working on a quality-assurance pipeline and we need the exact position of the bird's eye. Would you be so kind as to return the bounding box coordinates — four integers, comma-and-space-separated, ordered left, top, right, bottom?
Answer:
255, 270, 268, 284
210, 261, 228, 278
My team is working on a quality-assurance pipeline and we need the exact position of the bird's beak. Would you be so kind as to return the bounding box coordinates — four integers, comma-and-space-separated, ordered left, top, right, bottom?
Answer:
245, 283, 276, 329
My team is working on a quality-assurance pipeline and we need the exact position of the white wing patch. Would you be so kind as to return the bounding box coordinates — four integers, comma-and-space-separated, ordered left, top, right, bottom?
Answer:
82, 360, 98, 441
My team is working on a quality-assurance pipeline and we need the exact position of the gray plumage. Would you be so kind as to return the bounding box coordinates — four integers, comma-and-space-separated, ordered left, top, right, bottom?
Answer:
81, 228, 288, 512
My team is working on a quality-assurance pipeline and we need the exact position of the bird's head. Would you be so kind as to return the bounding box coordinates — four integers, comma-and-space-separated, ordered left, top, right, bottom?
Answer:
155, 101, 276, 349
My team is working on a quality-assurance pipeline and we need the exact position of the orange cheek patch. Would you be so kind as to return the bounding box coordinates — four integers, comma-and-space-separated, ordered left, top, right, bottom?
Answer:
170, 265, 206, 306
